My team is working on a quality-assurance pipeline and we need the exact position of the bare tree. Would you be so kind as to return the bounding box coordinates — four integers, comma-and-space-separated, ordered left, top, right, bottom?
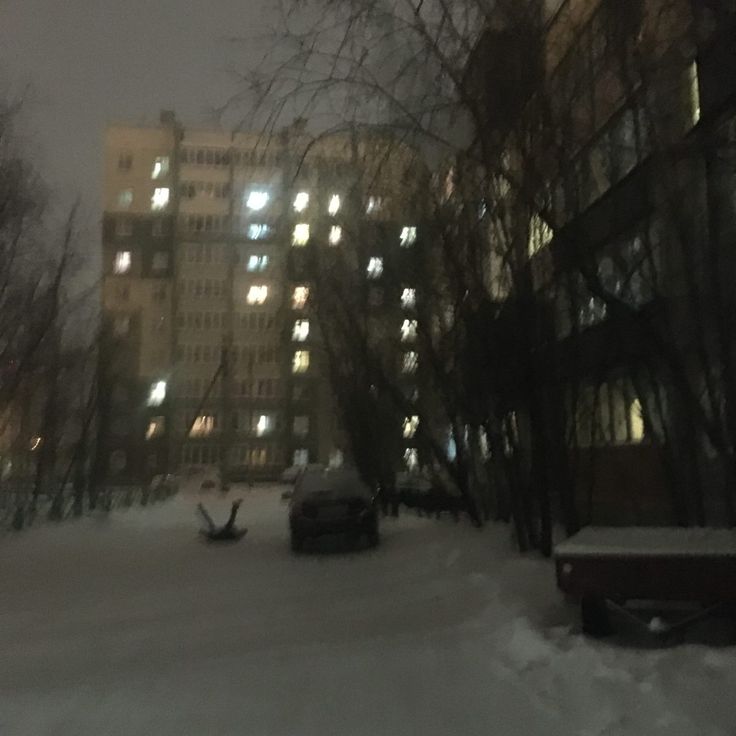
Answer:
228, 0, 736, 551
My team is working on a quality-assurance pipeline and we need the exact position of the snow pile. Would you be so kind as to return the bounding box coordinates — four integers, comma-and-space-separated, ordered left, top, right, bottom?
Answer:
0, 484, 734, 735
488, 616, 735, 735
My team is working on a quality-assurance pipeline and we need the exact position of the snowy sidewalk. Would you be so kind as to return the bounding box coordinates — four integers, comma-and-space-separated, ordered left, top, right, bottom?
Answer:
1, 484, 734, 735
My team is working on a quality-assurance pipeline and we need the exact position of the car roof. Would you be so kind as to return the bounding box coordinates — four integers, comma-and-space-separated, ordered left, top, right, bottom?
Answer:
294, 468, 372, 500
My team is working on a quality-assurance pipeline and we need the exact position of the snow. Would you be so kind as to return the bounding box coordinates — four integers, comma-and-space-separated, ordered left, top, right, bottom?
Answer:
1, 483, 735, 735
555, 526, 736, 557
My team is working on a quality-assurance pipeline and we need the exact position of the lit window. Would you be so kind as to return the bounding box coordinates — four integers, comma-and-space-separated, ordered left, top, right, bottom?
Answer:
579, 295, 607, 327
404, 448, 419, 471
292, 319, 310, 342
151, 156, 169, 180
688, 60, 701, 125
367, 257, 384, 279
293, 416, 309, 436
147, 381, 167, 407
250, 447, 268, 466
328, 225, 342, 245
152, 252, 169, 272
292, 223, 310, 246
403, 415, 419, 439
447, 432, 457, 461
246, 285, 269, 305
117, 189, 133, 209
247, 255, 269, 272
402, 351, 418, 374
366, 195, 384, 214
328, 449, 343, 468
246, 190, 269, 210
255, 414, 272, 437
479, 428, 491, 459
401, 319, 418, 342
293, 191, 309, 212
328, 194, 341, 216
292, 286, 309, 309
401, 288, 416, 309
190, 415, 215, 438
293, 448, 309, 466
630, 399, 645, 442
113, 251, 131, 274
400, 226, 417, 247
528, 214, 553, 257
292, 350, 310, 373
146, 416, 165, 440
151, 187, 170, 211
248, 223, 271, 240
442, 167, 455, 201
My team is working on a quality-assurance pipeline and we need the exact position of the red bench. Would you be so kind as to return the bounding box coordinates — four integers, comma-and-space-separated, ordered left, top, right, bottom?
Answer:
554, 527, 736, 637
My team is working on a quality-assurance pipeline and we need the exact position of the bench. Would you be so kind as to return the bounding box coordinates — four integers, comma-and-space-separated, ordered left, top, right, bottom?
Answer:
554, 527, 736, 638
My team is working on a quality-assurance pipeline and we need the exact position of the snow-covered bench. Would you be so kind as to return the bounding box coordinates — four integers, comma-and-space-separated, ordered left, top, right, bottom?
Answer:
554, 527, 736, 637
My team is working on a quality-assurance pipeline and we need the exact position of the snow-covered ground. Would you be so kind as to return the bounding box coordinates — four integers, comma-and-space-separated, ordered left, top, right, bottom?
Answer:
1, 482, 734, 735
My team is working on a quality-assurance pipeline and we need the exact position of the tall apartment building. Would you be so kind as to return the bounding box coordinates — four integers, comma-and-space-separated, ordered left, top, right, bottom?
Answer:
101, 114, 422, 483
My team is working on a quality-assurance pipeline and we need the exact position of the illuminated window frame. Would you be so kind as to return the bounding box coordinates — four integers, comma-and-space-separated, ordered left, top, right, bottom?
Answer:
328, 194, 341, 216
367, 257, 384, 279
292, 286, 309, 309
151, 187, 170, 211
292, 350, 310, 373
329, 225, 342, 246
113, 250, 132, 275
293, 191, 309, 212
246, 285, 269, 305
292, 223, 310, 246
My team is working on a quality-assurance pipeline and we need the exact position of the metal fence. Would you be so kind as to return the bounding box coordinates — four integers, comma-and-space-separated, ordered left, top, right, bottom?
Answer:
0, 477, 180, 533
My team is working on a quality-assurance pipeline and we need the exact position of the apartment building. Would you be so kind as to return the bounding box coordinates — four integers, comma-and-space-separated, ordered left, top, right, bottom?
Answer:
538, 0, 736, 524
101, 114, 422, 483
463, 0, 736, 525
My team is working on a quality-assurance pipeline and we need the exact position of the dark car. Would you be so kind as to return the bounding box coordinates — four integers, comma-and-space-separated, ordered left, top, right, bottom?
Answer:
288, 468, 379, 551
280, 463, 324, 484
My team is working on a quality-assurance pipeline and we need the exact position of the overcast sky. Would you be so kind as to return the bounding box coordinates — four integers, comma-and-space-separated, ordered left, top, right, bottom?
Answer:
0, 0, 273, 226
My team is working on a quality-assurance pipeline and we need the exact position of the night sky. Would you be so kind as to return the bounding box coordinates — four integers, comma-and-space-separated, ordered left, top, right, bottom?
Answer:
0, 0, 272, 224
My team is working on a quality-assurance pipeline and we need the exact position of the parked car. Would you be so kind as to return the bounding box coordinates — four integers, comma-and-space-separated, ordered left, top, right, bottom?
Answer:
280, 463, 324, 484
288, 468, 379, 551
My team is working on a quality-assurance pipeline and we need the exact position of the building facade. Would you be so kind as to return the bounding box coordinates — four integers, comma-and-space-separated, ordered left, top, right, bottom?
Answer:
476, 0, 736, 525
101, 114, 423, 483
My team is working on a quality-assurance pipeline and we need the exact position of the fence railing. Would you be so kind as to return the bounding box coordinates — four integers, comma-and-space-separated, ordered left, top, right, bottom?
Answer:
0, 476, 180, 533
